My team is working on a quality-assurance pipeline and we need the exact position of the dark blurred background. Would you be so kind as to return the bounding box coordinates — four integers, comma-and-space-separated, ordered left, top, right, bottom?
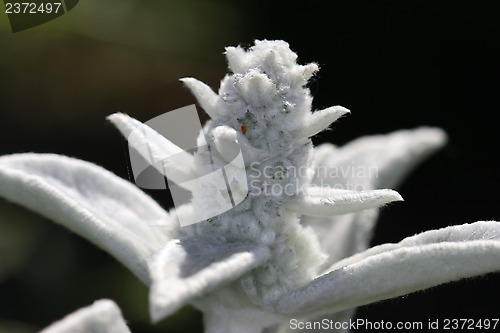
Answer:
0, 1, 499, 332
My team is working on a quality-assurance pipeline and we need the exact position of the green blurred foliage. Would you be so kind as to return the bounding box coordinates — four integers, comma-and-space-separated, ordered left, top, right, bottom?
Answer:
0, 0, 247, 148
0, 200, 47, 285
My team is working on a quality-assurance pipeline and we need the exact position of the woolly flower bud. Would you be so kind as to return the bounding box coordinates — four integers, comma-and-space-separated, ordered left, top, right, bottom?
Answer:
179, 40, 330, 307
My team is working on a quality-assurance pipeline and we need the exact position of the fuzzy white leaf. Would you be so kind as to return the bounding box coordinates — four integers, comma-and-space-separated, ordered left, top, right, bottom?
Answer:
0, 154, 171, 285
149, 236, 271, 322
274, 221, 500, 317
286, 187, 402, 217
39, 299, 131, 333
312, 127, 448, 190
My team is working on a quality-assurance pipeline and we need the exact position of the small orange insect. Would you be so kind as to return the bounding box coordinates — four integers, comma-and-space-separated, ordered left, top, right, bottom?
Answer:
241, 124, 247, 135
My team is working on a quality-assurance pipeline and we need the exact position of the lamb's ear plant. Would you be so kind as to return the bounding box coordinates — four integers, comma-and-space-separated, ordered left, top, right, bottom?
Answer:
0, 40, 499, 333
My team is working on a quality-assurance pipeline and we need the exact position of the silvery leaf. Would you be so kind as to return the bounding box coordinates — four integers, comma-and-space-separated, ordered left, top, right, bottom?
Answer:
0, 154, 171, 284
274, 221, 500, 317
39, 299, 131, 333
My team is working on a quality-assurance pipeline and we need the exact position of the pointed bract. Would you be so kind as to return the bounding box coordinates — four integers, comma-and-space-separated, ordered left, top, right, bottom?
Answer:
286, 187, 402, 217
180, 77, 219, 118
292, 106, 350, 140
